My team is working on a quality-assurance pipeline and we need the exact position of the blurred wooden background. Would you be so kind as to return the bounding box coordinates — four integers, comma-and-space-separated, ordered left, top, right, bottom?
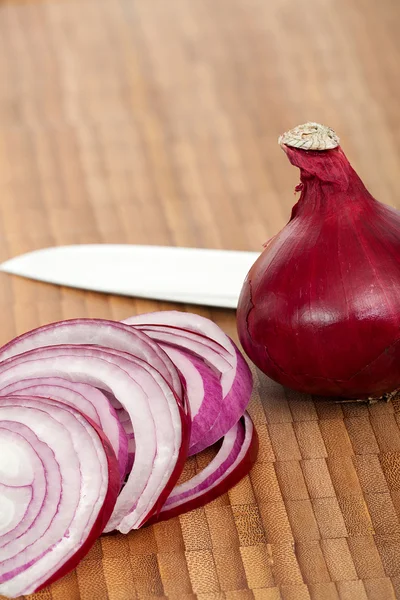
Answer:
1, 0, 400, 599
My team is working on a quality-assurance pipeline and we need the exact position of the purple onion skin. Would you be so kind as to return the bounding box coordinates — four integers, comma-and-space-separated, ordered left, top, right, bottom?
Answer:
237, 145, 400, 399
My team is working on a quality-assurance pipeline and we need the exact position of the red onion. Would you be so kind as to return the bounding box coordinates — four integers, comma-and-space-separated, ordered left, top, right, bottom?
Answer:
237, 122, 400, 399
0, 395, 119, 598
132, 324, 233, 372
149, 412, 257, 523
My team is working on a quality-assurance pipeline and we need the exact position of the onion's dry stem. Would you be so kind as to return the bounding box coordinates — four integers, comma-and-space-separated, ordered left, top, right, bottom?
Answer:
278, 122, 340, 150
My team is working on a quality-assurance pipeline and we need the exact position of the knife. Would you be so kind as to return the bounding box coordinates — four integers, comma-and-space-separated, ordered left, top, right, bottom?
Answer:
0, 245, 259, 309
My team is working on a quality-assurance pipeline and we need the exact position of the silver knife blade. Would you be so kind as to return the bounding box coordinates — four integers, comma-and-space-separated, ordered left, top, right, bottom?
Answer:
0, 245, 259, 309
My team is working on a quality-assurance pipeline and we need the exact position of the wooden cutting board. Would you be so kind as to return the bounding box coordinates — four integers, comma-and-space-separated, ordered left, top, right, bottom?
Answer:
1, 0, 400, 598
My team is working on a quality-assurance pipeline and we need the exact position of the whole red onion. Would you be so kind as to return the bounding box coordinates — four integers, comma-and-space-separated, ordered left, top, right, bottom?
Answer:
237, 122, 400, 399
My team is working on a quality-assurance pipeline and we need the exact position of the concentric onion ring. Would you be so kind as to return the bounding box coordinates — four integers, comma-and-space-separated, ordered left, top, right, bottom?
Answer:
0, 395, 119, 599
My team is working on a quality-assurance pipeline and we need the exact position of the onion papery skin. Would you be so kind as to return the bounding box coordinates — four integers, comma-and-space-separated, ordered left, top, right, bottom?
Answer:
237, 143, 400, 399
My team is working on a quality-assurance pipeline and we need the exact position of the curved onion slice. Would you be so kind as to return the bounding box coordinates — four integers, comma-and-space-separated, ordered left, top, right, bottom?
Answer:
123, 311, 234, 364
0, 395, 119, 599
76, 344, 190, 520
95, 389, 136, 474
0, 345, 187, 533
149, 412, 257, 523
161, 347, 222, 455
126, 324, 233, 374
124, 312, 252, 453
194, 345, 253, 454
0, 318, 183, 401
0, 377, 128, 481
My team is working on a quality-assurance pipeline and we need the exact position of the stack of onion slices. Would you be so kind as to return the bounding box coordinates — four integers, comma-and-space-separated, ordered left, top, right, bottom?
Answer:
0, 311, 257, 598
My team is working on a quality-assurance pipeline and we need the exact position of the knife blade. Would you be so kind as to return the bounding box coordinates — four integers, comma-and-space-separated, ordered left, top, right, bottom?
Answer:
0, 245, 259, 309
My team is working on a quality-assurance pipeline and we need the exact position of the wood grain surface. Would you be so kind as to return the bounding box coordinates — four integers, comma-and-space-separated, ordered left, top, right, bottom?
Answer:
1, 0, 400, 598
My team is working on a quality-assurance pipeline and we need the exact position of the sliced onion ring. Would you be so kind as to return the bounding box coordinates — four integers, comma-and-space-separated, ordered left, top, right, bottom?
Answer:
161, 347, 223, 455
0, 395, 119, 599
0, 377, 128, 481
0, 311, 258, 598
123, 311, 253, 453
149, 412, 257, 523
127, 324, 233, 374
0, 318, 183, 402
0, 345, 187, 533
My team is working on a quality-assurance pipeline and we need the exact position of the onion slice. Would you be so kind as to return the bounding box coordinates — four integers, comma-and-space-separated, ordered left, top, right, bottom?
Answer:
126, 324, 233, 374
0, 318, 183, 401
0, 395, 119, 598
160, 347, 223, 455
0, 377, 128, 481
149, 412, 257, 523
0, 311, 258, 598
0, 345, 187, 533
123, 312, 253, 453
